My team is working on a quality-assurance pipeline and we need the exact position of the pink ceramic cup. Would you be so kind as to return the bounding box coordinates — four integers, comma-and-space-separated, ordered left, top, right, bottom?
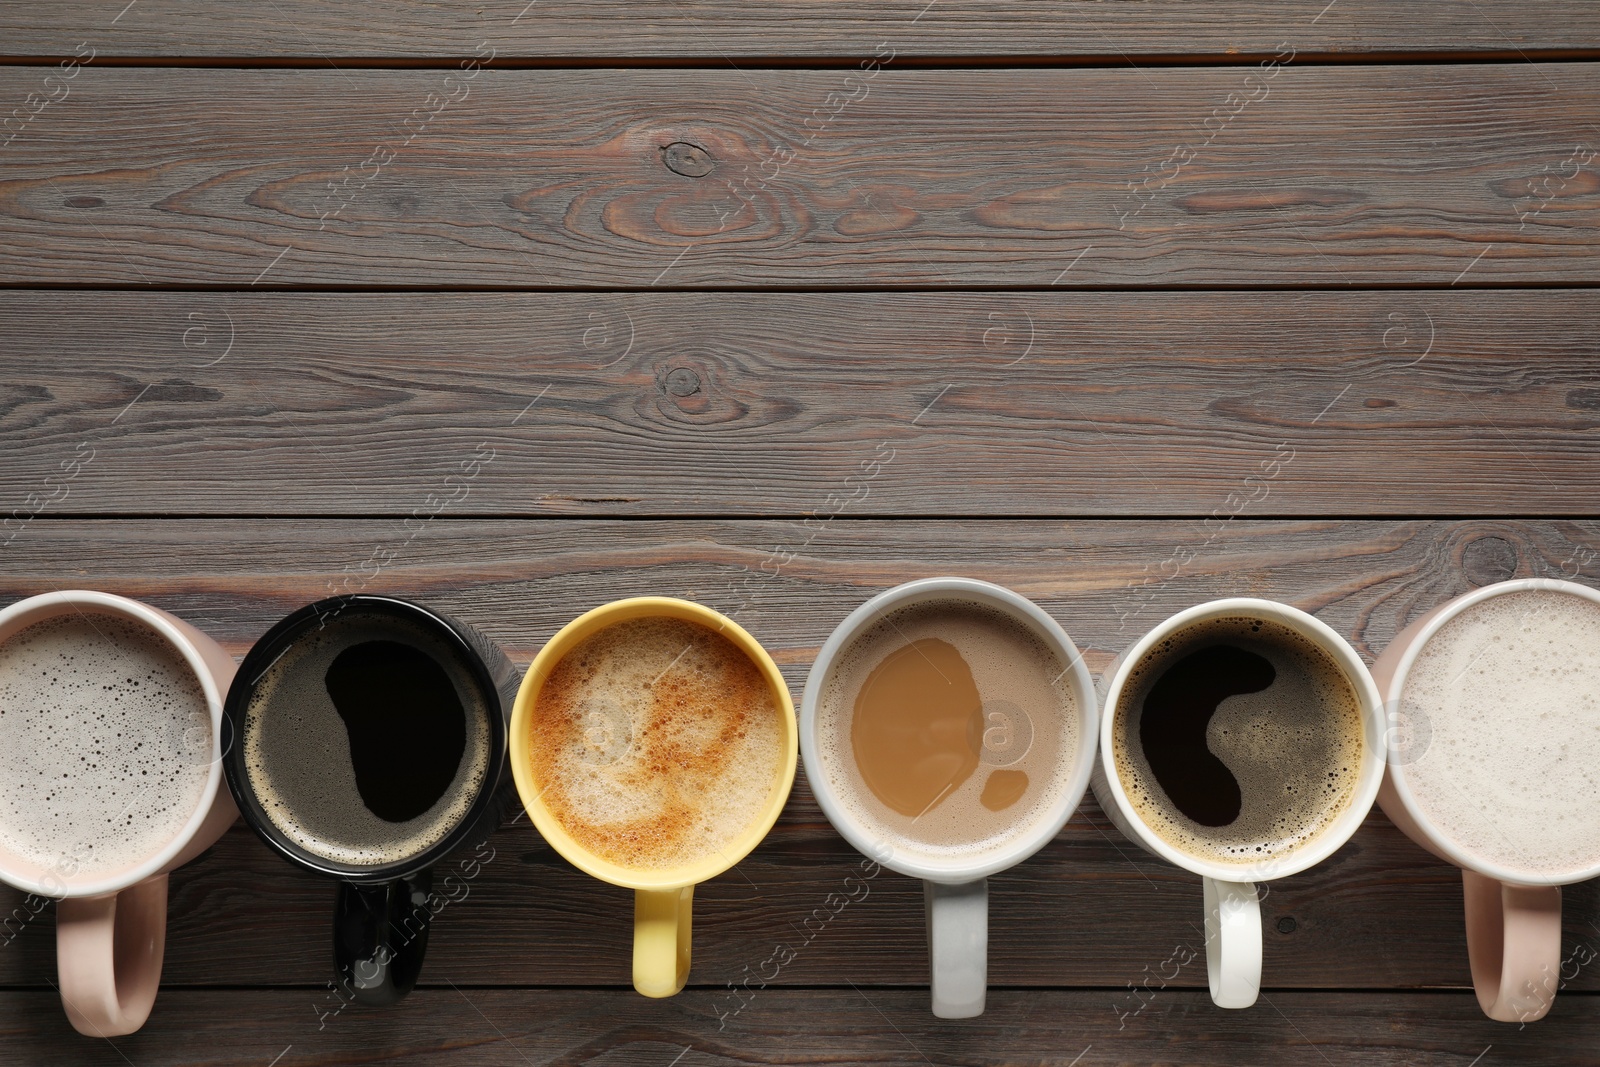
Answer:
1373, 577, 1600, 1024
0, 591, 238, 1037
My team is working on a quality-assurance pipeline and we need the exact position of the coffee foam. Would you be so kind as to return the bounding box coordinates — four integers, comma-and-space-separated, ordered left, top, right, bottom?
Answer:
0, 613, 212, 881
816, 598, 1080, 865
242, 612, 492, 867
1401, 589, 1600, 880
1112, 616, 1364, 866
529, 616, 785, 872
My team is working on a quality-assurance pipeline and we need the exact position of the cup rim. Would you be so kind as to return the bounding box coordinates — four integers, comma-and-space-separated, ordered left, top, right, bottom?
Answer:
221, 594, 510, 883
1380, 577, 1600, 886
0, 591, 227, 899
798, 577, 1100, 884
510, 597, 798, 892
1097, 597, 1386, 884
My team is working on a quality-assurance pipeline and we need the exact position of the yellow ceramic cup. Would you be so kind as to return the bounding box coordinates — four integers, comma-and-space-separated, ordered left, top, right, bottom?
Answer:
510, 597, 797, 998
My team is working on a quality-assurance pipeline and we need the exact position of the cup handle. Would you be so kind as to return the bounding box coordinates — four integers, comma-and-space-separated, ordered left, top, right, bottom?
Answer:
56, 874, 168, 1036
633, 886, 693, 998
1462, 869, 1563, 1023
333, 868, 433, 1006
1203, 877, 1261, 1009
924, 878, 987, 1018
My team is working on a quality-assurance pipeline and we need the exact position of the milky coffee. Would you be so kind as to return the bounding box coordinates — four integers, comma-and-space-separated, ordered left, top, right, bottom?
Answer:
1400, 589, 1600, 880
815, 598, 1079, 864
241, 609, 493, 867
0, 614, 212, 880
1112, 616, 1364, 865
529, 616, 784, 871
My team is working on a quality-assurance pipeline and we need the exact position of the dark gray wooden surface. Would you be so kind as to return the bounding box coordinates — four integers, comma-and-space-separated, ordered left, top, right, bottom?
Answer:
1, 66, 1597, 287
6, 1, 1600, 59
2, 990, 1594, 1067
0, 292, 1597, 517
3, 0, 1599, 1062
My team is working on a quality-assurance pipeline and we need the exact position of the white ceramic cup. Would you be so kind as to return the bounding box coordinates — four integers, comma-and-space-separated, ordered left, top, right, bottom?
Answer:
0, 591, 238, 1036
1372, 576, 1600, 1024
800, 577, 1098, 1018
1090, 597, 1385, 1009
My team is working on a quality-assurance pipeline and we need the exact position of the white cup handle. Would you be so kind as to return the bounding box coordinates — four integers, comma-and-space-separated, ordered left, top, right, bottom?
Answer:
1203, 877, 1261, 1008
923, 878, 986, 1018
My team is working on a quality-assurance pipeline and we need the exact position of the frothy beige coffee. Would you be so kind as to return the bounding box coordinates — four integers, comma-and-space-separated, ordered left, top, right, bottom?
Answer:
242, 611, 493, 867
816, 598, 1079, 864
529, 616, 785, 871
1112, 616, 1364, 866
0, 613, 211, 880
1401, 589, 1600, 880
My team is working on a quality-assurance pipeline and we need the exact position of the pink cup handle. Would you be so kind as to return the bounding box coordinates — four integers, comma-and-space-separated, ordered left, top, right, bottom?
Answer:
1462, 869, 1562, 1023
56, 875, 168, 1037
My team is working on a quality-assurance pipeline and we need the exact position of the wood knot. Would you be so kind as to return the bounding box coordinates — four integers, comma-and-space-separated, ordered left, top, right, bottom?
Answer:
641, 354, 787, 429
664, 367, 701, 397
1276, 916, 1297, 934
661, 142, 714, 178
64, 196, 105, 208
1461, 535, 1520, 587
650, 360, 734, 423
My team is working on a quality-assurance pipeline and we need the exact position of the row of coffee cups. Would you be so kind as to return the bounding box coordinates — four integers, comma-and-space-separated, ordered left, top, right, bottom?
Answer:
0, 576, 1593, 1036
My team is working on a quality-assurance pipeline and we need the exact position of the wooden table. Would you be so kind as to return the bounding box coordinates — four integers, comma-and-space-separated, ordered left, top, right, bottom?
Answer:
2, 3, 1599, 1063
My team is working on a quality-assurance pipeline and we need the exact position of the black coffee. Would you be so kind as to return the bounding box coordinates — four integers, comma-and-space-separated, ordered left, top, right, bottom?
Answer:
241, 610, 492, 867
324, 640, 467, 823
1138, 644, 1275, 827
1112, 616, 1364, 864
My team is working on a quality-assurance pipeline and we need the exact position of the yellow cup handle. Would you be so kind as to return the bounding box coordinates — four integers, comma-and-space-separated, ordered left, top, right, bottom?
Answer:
633, 886, 693, 997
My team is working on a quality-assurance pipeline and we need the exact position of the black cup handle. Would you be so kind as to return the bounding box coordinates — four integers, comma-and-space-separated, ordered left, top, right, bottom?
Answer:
333, 867, 433, 1006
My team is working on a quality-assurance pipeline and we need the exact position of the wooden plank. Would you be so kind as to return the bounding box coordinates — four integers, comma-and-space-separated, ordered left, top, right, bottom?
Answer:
0, 989, 1594, 1066
4, 1, 1599, 60
2, 291, 1597, 518
0, 518, 1596, 990
0, 520, 1592, 669
1, 66, 1596, 287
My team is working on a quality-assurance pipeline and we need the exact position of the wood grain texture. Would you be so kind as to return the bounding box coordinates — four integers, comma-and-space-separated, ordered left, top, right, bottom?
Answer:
0, 519, 1596, 991
2, 518, 1594, 666
2, 66, 1597, 287
2, 291, 1597, 517
2, 1, 1596, 1061
0, 989, 1594, 1066
3, 1, 1599, 60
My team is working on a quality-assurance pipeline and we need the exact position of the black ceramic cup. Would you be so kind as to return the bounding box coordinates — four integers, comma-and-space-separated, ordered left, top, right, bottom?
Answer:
222, 595, 518, 1005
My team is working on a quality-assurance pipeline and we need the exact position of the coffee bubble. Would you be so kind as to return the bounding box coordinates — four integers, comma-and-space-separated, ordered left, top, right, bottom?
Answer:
529, 616, 785, 872
0, 613, 212, 882
572, 694, 633, 767
1112, 615, 1365, 866
1383, 696, 1432, 767
1400, 588, 1600, 879
241, 611, 494, 868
